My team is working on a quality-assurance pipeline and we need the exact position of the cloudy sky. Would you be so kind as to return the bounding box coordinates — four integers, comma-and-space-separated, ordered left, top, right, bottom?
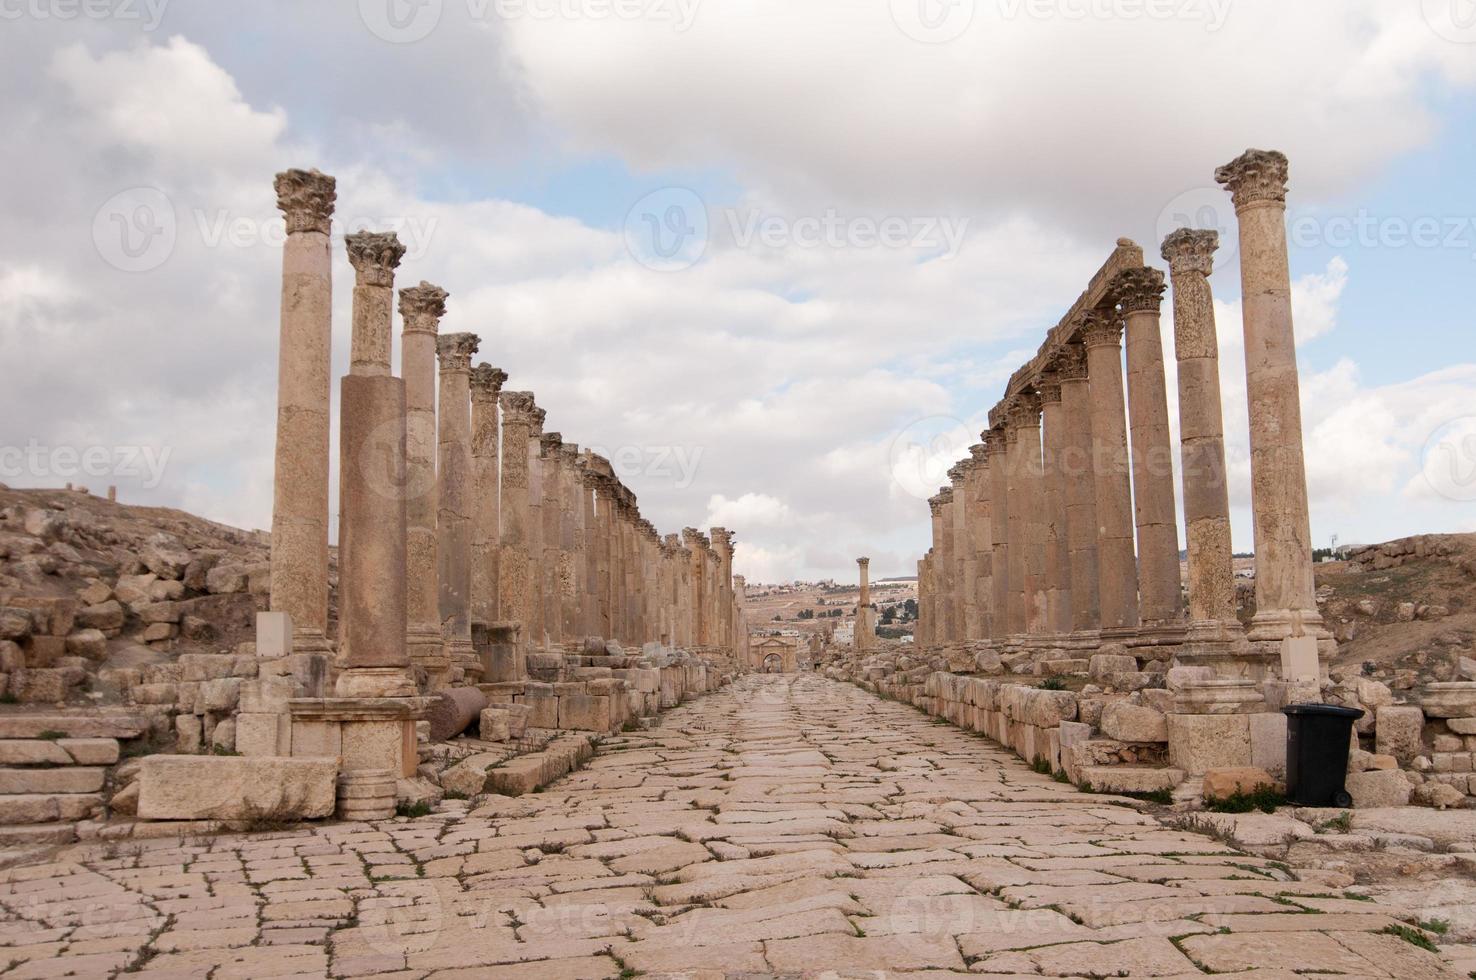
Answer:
2, 1, 1475, 584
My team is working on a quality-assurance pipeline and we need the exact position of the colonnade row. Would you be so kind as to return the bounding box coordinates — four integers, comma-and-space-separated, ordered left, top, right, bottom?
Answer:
916, 149, 1329, 676
267, 167, 743, 696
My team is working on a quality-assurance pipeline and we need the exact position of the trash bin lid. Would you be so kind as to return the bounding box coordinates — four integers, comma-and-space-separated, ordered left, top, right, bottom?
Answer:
1283, 702, 1365, 719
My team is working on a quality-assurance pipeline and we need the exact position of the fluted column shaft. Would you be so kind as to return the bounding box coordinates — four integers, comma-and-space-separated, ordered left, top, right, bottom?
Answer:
1216, 149, 1322, 641
270, 169, 335, 656
1115, 268, 1183, 628
1082, 313, 1141, 633
1011, 396, 1048, 635
497, 392, 536, 676
1057, 344, 1101, 633
1164, 229, 1240, 634
538, 434, 565, 648
525, 408, 546, 648
966, 446, 993, 639
986, 430, 1010, 641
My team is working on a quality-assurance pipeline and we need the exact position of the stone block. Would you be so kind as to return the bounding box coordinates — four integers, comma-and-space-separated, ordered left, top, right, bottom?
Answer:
139, 623, 176, 643
1374, 705, 1425, 764
137, 755, 337, 821
24, 636, 66, 668
505, 703, 531, 739
1448, 717, 1476, 735
199, 677, 242, 713
1089, 653, 1138, 680
0, 793, 102, 824
77, 600, 124, 632
523, 693, 560, 730
291, 720, 341, 760
0, 740, 71, 765
1249, 712, 1288, 775
478, 708, 510, 743
64, 629, 107, 661
1346, 768, 1412, 809
485, 756, 544, 797
1167, 714, 1251, 775
236, 712, 291, 757
559, 694, 613, 732
1100, 702, 1168, 742
1079, 766, 1184, 794
1202, 767, 1277, 801
0, 767, 105, 794
60, 739, 119, 765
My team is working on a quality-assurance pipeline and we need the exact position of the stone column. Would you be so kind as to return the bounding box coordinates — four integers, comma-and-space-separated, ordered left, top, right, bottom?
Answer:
436, 332, 481, 682
1215, 149, 1325, 645
985, 428, 1010, 642
949, 463, 973, 641
1038, 373, 1072, 637
578, 457, 601, 639
539, 432, 565, 649
560, 443, 584, 644
495, 391, 536, 679
713, 529, 735, 649
398, 282, 449, 688
1080, 310, 1141, 635
336, 229, 412, 698
525, 404, 547, 649
1056, 342, 1101, 636
683, 528, 706, 648
856, 556, 872, 650
967, 444, 993, 639
928, 493, 953, 641
469, 363, 508, 634
1010, 393, 1048, 636
270, 169, 336, 657
1112, 267, 1184, 634
1163, 229, 1246, 660
593, 474, 616, 640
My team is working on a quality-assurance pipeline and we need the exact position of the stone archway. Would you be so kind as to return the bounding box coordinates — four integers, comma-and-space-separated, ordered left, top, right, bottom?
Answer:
762, 653, 784, 673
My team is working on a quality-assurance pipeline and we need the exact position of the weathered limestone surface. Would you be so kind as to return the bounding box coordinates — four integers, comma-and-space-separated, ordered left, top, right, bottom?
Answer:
1081, 310, 1140, 634
136, 755, 336, 820
8, 677, 1443, 978
436, 332, 481, 682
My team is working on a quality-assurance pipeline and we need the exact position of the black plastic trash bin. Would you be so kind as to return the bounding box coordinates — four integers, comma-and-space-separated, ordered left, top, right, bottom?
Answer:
1282, 703, 1365, 807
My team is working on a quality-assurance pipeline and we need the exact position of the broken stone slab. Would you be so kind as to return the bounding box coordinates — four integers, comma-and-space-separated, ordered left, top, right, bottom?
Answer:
1421, 682, 1476, 719
1100, 701, 1168, 742
1078, 766, 1185, 794
1345, 768, 1412, 808
0, 715, 147, 739
136, 755, 337, 821
1201, 766, 1278, 800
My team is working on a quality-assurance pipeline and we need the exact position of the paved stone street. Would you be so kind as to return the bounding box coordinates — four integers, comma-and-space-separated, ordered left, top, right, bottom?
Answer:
0, 675, 1461, 978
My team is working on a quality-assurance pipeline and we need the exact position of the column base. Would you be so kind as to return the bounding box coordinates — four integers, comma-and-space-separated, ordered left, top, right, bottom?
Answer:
444, 633, 482, 684
292, 626, 335, 657
289, 696, 425, 779
408, 624, 450, 692
1125, 620, 1188, 651
1246, 607, 1330, 643
336, 768, 396, 822
335, 666, 417, 699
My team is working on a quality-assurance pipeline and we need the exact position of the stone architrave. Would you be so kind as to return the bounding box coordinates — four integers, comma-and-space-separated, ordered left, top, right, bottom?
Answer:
435, 332, 481, 682
1038, 373, 1072, 637
336, 229, 412, 699
1216, 149, 1325, 645
270, 169, 336, 657
1056, 343, 1100, 636
1111, 266, 1183, 632
496, 391, 536, 674
398, 281, 448, 687
1080, 310, 1140, 635
1162, 228, 1246, 659
469, 364, 508, 636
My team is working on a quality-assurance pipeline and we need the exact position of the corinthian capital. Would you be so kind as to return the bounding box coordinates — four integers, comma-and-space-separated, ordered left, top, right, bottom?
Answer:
345, 231, 406, 287
500, 390, 536, 422
540, 432, 563, 458
1215, 148, 1289, 210
1160, 228, 1218, 277
468, 363, 508, 401
399, 281, 449, 333
274, 168, 336, 235
1109, 267, 1166, 315
1077, 309, 1123, 350
435, 332, 480, 372
1054, 342, 1089, 382
1036, 370, 1062, 404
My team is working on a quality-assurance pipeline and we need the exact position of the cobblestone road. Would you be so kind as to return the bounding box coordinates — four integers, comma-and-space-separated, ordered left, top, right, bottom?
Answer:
0, 674, 1460, 978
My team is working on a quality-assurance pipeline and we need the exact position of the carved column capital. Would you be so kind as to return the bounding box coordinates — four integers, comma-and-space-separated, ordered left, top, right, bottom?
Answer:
1037, 370, 1062, 405
1160, 228, 1218, 277
274, 168, 336, 235
499, 389, 537, 422
1006, 391, 1042, 430
1109, 267, 1166, 315
468, 363, 508, 401
983, 427, 1007, 455
540, 432, 563, 458
1077, 309, 1124, 349
345, 231, 406, 287
1215, 148, 1289, 211
435, 332, 480, 372
399, 281, 449, 333
528, 406, 546, 437
1054, 342, 1089, 382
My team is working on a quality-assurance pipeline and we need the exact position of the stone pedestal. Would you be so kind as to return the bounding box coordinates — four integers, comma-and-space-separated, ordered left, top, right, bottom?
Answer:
1167, 679, 1262, 774
289, 697, 423, 820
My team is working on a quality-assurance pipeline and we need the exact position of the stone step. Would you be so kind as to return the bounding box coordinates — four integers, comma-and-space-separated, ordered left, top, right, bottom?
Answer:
1080, 765, 1186, 795
0, 715, 147, 739
0, 822, 77, 846
0, 738, 119, 766
0, 793, 103, 825
0, 767, 107, 795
